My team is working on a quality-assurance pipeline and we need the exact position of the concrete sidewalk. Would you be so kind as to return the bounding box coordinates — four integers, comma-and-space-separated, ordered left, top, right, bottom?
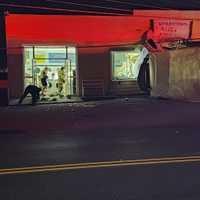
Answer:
1, 97, 200, 133
9, 96, 83, 106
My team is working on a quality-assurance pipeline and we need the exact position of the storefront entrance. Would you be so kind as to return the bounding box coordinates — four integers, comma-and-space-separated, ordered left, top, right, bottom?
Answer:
23, 46, 77, 102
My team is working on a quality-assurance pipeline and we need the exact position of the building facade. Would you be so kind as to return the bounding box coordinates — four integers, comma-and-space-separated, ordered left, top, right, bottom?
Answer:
6, 14, 150, 103
3, 10, 200, 105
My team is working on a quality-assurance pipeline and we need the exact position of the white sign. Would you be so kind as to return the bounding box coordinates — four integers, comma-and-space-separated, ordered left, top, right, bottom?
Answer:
153, 19, 192, 42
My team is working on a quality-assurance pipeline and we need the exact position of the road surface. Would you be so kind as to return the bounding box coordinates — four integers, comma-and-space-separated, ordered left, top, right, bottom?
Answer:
0, 97, 200, 199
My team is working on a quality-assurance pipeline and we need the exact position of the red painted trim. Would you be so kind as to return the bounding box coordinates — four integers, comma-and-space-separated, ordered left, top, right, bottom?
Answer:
0, 80, 8, 88
6, 15, 149, 45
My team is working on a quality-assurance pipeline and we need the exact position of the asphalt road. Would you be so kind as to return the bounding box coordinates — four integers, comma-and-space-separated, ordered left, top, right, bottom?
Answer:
1, 97, 200, 199
1, 162, 200, 200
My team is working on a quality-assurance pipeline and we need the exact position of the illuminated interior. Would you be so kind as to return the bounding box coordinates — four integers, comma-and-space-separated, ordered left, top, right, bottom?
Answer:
111, 46, 144, 80
24, 46, 77, 101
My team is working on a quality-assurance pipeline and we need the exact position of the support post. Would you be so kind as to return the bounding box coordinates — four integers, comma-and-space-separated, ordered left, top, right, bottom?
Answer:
0, 10, 8, 106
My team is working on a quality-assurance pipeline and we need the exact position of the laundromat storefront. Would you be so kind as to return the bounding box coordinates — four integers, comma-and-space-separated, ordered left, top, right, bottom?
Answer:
6, 14, 150, 102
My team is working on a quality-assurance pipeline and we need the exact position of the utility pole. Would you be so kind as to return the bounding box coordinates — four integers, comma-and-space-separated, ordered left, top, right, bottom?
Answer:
0, 9, 8, 106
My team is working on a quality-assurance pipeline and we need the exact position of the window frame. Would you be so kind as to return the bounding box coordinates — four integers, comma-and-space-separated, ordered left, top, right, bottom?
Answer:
111, 49, 140, 81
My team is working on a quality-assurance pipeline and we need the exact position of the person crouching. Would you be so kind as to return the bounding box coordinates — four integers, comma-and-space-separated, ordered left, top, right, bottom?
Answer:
18, 85, 41, 105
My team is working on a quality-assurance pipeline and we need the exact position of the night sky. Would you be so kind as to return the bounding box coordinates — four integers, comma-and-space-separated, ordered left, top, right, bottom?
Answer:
1, 0, 200, 15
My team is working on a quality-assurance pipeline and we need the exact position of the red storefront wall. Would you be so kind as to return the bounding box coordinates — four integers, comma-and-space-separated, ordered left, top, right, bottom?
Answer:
6, 14, 149, 98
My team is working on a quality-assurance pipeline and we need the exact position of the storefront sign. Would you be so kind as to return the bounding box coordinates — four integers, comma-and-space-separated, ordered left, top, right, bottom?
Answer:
48, 53, 66, 64
35, 54, 47, 64
153, 19, 192, 42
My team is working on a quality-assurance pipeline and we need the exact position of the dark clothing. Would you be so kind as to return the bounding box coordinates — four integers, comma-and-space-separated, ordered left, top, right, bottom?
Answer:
137, 56, 150, 94
41, 76, 48, 87
18, 85, 41, 105
41, 70, 48, 87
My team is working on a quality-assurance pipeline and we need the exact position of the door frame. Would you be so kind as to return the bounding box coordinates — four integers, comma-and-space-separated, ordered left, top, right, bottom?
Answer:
23, 45, 78, 97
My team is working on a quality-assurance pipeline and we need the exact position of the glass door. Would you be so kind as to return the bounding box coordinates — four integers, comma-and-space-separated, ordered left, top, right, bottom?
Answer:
24, 45, 77, 100
24, 46, 34, 88
66, 47, 77, 97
